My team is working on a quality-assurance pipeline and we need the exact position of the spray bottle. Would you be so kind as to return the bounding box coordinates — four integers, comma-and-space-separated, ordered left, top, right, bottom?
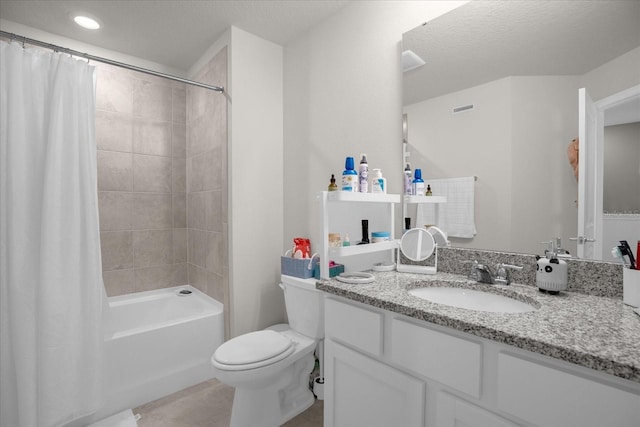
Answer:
358, 154, 368, 193
404, 163, 412, 195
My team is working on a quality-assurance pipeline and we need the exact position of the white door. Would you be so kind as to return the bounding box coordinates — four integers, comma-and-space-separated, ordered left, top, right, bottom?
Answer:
437, 392, 520, 427
324, 341, 425, 427
576, 88, 600, 259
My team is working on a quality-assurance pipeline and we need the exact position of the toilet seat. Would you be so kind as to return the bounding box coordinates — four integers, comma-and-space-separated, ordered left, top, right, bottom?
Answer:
212, 330, 295, 371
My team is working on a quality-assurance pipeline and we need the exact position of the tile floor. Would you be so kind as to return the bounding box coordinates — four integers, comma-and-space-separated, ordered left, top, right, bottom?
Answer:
134, 379, 323, 427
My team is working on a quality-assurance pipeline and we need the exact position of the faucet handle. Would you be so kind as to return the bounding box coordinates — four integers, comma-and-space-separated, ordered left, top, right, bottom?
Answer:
494, 263, 523, 285
497, 263, 523, 271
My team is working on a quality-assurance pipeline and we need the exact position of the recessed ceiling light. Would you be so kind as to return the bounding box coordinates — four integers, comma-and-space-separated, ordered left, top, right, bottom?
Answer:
73, 15, 101, 30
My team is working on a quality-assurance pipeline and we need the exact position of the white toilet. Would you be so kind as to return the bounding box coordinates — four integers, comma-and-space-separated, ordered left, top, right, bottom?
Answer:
211, 275, 324, 427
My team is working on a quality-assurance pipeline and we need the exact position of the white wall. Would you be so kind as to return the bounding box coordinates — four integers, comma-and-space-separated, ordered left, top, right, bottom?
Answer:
510, 76, 580, 253
580, 46, 640, 102
191, 26, 285, 337
283, 1, 466, 254
404, 75, 580, 255
404, 78, 513, 250
603, 122, 640, 212
227, 27, 284, 337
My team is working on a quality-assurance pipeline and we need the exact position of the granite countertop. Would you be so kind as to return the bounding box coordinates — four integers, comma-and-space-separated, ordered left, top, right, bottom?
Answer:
317, 271, 640, 383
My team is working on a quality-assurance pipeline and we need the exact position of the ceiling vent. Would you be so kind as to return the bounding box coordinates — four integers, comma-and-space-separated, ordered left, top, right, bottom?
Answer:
402, 50, 425, 72
452, 104, 474, 114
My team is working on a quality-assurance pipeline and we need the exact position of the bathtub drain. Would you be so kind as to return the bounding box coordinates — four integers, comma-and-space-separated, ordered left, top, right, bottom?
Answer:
177, 289, 193, 296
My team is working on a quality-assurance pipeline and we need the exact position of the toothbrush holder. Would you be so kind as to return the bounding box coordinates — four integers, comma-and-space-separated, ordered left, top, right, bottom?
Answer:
623, 268, 640, 307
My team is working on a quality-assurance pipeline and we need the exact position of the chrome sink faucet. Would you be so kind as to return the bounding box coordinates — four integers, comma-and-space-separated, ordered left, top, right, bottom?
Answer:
463, 260, 494, 284
474, 263, 495, 284
464, 260, 523, 285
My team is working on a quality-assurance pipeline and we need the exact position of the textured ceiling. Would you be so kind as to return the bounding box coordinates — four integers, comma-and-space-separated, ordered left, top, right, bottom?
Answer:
403, 0, 640, 105
0, 0, 351, 71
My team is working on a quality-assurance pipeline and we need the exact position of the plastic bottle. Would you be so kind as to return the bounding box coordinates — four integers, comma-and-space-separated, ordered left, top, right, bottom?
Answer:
328, 174, 338, 191
358, 219, 370, 245
426, 184, 432, 196
343, 233, 350, 247
412, 168, 425, 196
404, 163, 412, 195
358, 154, 368, 193
341, 157, 357, 192
404, 217, 411, 234
371, 168, 387, 194
371, 231, 390, 243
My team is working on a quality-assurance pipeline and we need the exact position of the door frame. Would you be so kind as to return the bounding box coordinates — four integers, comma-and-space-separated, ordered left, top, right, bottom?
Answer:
583, 84, 640, 260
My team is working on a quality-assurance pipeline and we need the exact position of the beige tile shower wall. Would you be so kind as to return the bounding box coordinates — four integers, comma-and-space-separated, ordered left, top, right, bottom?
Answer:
95, 62, 188, 296
187, 47, 229, 338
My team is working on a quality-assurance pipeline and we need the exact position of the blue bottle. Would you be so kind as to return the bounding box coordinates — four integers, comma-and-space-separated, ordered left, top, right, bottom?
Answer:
342, 157, 358, 192
412, 168, 425, 196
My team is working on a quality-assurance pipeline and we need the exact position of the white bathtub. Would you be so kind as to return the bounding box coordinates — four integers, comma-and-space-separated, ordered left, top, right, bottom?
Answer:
89, 285, 224, 422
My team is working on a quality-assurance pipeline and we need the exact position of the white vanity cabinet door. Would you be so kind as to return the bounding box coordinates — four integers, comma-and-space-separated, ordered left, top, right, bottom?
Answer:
497, 352, 640, 427
436, 391, 520, 427
325, 341, 425, 427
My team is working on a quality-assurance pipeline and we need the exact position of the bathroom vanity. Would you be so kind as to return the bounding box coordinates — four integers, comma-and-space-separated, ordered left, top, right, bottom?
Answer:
318, 271, 640, 427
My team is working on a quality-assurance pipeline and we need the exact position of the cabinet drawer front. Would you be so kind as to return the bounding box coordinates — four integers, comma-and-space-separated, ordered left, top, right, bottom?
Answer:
325, 297, 383, 356
391, 318, 481, 398
497, 353, 640, 427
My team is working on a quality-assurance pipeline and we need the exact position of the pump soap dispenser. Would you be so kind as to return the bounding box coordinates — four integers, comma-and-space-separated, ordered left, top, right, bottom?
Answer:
536, 242, 568, 294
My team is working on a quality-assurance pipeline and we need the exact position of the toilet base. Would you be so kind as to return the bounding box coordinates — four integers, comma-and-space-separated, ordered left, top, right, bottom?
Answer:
229, 353, 315, 427
313, 377, 325, 401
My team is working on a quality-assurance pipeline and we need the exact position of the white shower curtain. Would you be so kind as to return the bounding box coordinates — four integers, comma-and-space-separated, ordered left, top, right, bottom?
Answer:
1, 41, 105, 426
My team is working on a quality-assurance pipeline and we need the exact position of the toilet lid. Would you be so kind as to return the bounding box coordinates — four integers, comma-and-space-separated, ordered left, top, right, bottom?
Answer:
213, 330, 293, 366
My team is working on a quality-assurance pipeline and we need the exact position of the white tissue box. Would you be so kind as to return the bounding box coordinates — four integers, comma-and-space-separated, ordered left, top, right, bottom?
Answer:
623, 268, 640, 307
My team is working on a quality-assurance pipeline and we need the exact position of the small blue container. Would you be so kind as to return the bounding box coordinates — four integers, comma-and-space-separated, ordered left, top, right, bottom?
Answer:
371, 231, 390, 243
313, 262, 344, 279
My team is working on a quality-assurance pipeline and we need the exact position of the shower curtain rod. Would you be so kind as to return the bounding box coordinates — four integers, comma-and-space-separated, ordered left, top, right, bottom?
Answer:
0, 30, 224, 93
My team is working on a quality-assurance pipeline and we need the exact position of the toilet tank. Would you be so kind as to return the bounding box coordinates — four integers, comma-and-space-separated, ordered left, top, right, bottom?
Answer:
281, 275, 325, 339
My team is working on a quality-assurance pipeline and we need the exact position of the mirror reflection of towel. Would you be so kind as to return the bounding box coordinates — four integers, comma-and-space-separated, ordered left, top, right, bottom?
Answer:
416, 176, 476, 238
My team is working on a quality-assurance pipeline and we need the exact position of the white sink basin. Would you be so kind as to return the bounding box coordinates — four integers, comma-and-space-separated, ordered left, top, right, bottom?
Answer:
409, 287, 538, 313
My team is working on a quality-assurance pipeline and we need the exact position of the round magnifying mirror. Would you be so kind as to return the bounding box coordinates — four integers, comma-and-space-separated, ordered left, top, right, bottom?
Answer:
426, 226, 449, 247
399, 228, 435, 262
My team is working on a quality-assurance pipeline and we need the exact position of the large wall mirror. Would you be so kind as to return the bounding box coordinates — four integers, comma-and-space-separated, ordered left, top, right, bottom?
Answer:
402, 0, 640, 260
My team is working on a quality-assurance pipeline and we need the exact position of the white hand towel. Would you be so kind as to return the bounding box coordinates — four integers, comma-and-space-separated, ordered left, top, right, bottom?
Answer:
416, 176, 476, 238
